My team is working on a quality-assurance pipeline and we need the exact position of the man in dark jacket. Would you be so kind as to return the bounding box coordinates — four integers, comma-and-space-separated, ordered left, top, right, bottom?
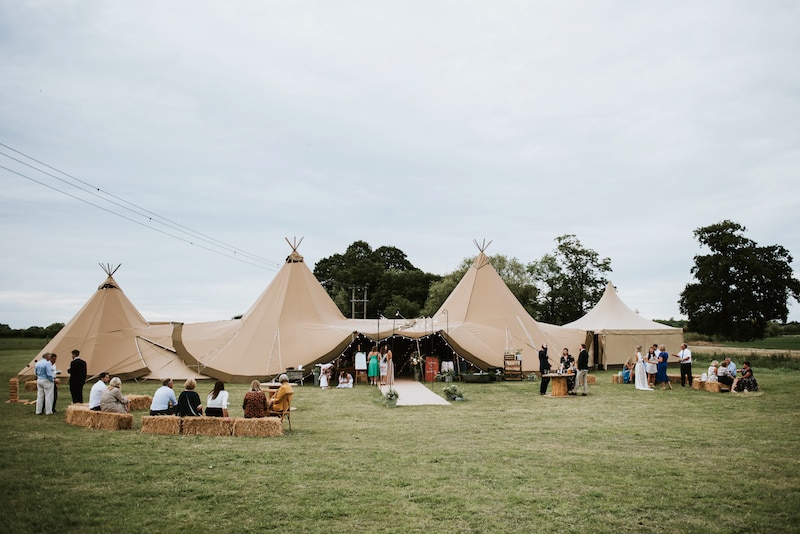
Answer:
538, 345, 551, 395
67, 349, 87, 403
571, 344, 590, 396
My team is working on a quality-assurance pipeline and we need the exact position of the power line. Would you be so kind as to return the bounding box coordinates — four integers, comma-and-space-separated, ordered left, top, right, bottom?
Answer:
0, 143, 282, 272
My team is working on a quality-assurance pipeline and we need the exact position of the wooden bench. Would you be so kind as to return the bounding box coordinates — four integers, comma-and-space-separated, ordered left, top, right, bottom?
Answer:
141, 415, 284, 437
65, 404, 133, 430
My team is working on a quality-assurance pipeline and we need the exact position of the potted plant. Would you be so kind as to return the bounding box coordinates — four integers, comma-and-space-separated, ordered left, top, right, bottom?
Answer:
438, 369, 455, 383
384, 387, 399, 407
442, 384, 464, 401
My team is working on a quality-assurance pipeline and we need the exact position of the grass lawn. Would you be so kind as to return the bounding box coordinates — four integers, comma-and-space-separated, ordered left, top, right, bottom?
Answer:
1, 344, 799, 533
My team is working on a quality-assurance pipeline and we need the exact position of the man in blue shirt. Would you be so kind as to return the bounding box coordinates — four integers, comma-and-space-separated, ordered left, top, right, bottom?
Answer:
149, 378, 178, 415
35, 352, 55, 415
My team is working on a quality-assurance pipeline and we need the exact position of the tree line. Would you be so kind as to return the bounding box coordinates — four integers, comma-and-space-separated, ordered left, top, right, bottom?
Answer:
6, 221, 799, 342
315, 222, 800, 341
0, 323, 64, 338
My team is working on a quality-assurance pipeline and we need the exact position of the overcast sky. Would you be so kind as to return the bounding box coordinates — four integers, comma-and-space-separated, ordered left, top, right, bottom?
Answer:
2, 1, 799, 329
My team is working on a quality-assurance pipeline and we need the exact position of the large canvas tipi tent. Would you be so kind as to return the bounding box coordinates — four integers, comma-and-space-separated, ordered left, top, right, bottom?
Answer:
177, 240, 357, 382
564, 281, 684, 368
17, 265, 205, 382
432, 245, 589, 370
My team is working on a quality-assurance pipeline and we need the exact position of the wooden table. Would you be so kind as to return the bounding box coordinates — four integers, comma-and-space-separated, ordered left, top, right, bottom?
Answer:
542, 373, 574, 397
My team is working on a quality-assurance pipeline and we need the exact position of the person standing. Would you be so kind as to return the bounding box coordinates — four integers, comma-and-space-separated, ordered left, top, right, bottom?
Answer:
646, 346, 658, 388
367, 346, 380, 386
538, 344, 551, 395
560, 348, 576, 392
634, 345, 652, 391
149, 378, 178, 415
655, 345, 672, 390
35, 352, 55, 415
49, 353, 60, 413
571, 344, 590, 396
673, 343, 693, 387
88, 372, 111, 411
67, 349, 87, 403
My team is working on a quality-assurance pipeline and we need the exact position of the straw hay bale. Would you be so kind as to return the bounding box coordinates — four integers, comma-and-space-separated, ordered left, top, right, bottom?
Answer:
612, 374, 622, 384
181, 416, 234, 436
691, 380, 703, 391
232, 417, 284, 437
704, 381, 723, 393
126, 395, 153, 411
587, 375, 596, 385
25, 381, 37, 392
65, 404, 132, 430
141, 415, 182, 435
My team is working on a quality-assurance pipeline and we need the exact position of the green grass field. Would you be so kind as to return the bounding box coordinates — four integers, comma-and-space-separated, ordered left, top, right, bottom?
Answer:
1, 340, 799, 533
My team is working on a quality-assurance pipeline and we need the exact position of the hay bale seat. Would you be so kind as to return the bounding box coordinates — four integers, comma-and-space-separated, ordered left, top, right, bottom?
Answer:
587, 375, 596, 385
141, 415, 182, 435
125, 395, 153, 411
25, 380, 38, 392
691, 380, 728, 393
142, 416, 284, 437
65, 404, 133, 431
668, 374, 701, 385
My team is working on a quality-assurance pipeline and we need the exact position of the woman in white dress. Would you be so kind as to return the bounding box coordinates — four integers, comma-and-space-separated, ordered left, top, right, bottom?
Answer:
634, 345, 653, 390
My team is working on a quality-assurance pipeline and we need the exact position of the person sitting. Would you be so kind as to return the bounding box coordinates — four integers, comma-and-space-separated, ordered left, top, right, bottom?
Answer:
176, 378, 203, 417
732, 361, 758, 392
706, 360, 719, 382
88, 372, 111, 411
242, 380, 269, 418
336, 371, 353, 388
622, 355, 636, 384
149, 378, 178, 415
717, 357, 737, 387
100, 377, 131, 413
205, 380, 229, 417
269, 374, 293, 414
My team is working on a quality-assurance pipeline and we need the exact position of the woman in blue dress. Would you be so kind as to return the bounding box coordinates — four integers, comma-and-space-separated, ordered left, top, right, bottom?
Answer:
367, 345, 380, 386
655, 344, 672, 390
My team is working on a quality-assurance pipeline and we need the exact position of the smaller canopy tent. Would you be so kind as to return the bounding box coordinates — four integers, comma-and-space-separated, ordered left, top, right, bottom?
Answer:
18, 265, 205, 382
431, 245, 589, 370
177, 240, 357, 382
564, 281, 684, 367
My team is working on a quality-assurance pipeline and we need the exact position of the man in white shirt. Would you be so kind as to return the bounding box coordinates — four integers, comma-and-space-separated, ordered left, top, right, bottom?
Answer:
88, 372, 111, 411
35, 353, 55, 415
150, 378, 178, 415
673, 343, 693, 387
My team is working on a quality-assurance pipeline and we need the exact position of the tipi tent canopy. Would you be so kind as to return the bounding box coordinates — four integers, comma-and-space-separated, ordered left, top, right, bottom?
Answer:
430, 242, 589, 369
564, 281, 683, 367
18, 264, 206, 382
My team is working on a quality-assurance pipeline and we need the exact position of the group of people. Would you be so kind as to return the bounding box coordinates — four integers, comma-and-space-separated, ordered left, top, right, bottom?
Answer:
35, 349, 87, 415
367, 345, 394, 386
144, 375, 293, 418
625, 343, 675, 391
538, 343, 591, 396
75, 373, 294, 418
706, 357, 758, 392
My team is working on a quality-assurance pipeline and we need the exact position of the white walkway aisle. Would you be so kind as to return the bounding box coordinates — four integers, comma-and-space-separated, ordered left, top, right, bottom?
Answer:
379, 379, 450, 406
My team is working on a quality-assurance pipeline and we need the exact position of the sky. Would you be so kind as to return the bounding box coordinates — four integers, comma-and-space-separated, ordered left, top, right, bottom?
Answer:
2, 1, 799, 329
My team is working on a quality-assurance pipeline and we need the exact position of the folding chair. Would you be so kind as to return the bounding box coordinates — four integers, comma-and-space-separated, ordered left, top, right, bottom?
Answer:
268, 392, 292, 430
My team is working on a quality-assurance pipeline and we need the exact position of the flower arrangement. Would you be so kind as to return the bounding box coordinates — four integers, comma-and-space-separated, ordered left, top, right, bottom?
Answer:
409, 352, 425, 378
384, 387, 399, 401
442, 384, 464, 401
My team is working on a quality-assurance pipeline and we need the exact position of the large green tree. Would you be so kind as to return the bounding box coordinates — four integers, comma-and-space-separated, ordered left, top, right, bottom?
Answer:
313, 241, 440, 318
679, 220, 800, 341
527, 234, 611, 324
